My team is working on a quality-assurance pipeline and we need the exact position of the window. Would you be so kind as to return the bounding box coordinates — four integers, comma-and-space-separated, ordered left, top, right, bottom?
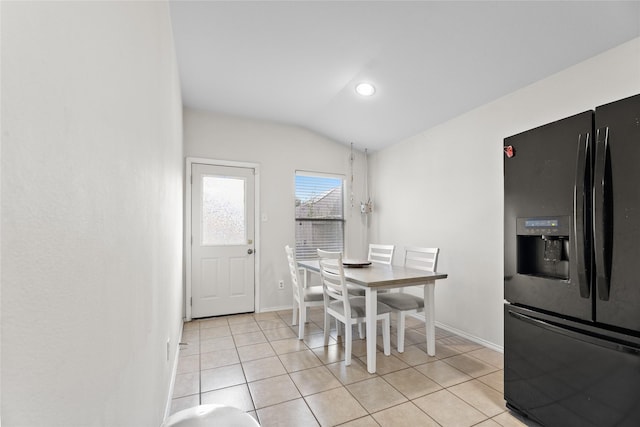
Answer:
201, 175, 246, 246
295, 172, 345, 259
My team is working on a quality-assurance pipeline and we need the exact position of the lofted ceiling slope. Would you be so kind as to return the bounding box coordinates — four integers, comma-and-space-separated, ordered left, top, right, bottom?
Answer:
169, 1, 640, 151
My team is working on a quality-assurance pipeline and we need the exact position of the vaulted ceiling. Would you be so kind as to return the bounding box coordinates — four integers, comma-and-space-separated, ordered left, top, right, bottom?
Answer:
169, 1, 640, 151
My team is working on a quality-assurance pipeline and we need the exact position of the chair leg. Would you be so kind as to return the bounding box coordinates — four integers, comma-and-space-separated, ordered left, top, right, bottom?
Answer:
358, 321, 365, 339
299, 302, 306, 340
383, 315, 391, 356
345, 321, 352, 366
292, 298, 298, 326
323, 311, 330, 346
397, 311, 406, 353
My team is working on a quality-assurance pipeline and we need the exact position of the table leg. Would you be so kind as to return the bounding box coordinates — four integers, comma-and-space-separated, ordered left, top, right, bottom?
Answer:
365, 287, 378, 373
424, 282, 436, 356
302, 267, 310, 288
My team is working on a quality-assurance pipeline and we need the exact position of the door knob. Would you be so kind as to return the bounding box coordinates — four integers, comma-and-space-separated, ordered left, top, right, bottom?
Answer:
247, 249, 254, 254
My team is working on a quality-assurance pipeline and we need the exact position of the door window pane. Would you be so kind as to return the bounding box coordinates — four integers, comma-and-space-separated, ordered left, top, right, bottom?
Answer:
202, 175, 246, 245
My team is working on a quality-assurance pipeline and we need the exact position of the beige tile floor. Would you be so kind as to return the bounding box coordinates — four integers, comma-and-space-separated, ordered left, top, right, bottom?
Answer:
170, 307, 539, 427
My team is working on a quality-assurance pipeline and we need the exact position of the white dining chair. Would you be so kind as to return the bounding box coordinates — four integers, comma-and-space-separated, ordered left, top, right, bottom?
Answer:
356, 243, 395, 338
368, 243, 395, 265
377, 246, 440, 353
317, 249, 391, 365
285, 245, 324, 340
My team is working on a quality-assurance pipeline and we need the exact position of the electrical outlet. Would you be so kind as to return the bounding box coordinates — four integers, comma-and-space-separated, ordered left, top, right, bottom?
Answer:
278, 280, 285, 290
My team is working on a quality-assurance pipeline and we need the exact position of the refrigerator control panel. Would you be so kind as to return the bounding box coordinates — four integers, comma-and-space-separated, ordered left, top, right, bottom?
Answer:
516, 216, 570, 236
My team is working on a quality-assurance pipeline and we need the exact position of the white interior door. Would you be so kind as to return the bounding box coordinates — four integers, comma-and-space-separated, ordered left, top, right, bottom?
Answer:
191, 163, 255, 318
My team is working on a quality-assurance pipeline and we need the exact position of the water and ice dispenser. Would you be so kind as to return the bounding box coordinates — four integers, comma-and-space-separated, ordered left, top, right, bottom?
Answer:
516, 216, 570, 281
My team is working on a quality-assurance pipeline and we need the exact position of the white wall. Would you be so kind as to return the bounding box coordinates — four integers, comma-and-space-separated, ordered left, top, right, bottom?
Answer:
368, 37, 640, 349
1, 2, 183, 425
184, 110, 369, 312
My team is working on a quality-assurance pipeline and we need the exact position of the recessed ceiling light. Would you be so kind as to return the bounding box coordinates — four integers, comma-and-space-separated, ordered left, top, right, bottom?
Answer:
355, 82, 376, 97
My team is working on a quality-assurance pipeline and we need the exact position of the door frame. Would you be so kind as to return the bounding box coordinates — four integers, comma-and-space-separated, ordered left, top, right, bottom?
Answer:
185, 157, 261, 321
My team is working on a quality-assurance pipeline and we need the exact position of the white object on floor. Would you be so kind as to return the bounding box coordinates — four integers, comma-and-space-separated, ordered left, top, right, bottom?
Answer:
162, 404, 259, 427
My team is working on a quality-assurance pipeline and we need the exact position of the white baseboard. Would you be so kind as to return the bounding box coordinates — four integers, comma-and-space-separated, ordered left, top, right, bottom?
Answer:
407, 313, 503, 353
258, 304, 293, 313
163, 320, 184, 421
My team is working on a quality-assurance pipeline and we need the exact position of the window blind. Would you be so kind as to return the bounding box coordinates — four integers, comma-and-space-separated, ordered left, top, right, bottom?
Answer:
295, 173, 345, 259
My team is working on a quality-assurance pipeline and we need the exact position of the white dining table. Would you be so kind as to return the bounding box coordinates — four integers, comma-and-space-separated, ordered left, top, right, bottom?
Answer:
298, 260, 448, 373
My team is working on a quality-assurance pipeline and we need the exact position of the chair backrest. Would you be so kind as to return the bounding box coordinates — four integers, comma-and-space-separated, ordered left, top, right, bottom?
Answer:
285, 245, 304, 302
368, 244, 395, 265
317, 249, 351, 317
404, 246, 439, 272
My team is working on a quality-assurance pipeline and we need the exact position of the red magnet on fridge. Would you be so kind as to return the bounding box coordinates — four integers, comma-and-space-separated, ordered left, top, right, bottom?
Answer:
504, 145, 515, 158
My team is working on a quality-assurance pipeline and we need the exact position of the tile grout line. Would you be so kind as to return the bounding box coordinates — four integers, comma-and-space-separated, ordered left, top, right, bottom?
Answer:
174, 310, 509, 426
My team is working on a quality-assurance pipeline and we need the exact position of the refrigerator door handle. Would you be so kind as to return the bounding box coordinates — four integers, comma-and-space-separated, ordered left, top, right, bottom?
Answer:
574, 132, 590, 298
593, 127, 611, 301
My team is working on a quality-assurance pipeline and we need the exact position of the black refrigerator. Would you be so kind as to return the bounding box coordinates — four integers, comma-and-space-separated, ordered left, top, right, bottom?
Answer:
503, 93, 640, 427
